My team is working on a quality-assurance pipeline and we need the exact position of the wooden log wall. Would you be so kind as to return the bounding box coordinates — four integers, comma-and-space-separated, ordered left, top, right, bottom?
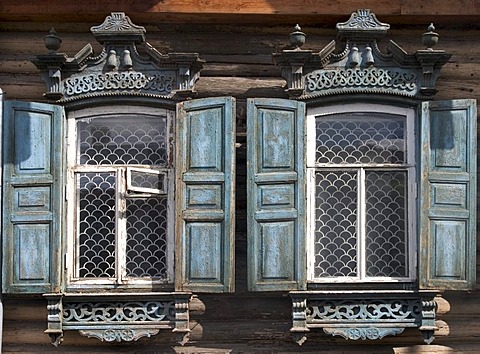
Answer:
1, 18, 480, 353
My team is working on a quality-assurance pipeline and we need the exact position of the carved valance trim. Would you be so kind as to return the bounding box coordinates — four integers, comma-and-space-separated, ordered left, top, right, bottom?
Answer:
289, 290, 438, 345
44, 292, 192, 347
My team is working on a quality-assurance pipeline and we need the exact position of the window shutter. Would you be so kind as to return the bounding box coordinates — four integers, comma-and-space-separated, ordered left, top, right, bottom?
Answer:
2, 100, 64, 294
419, 99, 477, 290
176, 97, 235, 292
247, 98, 306, 291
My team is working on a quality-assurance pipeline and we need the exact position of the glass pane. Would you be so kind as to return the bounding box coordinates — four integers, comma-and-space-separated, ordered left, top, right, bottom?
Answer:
314, 171, 358, 278
128, 169, 165, 193
77, 172, 116, 278
77, 116, 168, 166
365, 171, 408, 278
315, 114, 405, 165
125, 197, 168, 278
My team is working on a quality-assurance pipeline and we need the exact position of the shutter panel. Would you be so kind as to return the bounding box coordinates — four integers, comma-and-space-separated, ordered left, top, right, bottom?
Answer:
247, 98, 306, 291
176, 97, 235, 292
419, 99, 477, 290
2, 100, 64, 294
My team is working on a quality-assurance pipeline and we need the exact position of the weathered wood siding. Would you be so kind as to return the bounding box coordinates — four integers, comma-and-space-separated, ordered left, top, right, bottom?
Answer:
1, 19, 480, 353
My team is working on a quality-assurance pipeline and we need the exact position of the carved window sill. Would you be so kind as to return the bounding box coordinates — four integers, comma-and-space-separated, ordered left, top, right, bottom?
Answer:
289, 290, 437, 345
44, 292, 191, 346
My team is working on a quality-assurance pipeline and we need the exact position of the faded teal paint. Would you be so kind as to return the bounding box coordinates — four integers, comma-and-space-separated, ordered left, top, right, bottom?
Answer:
176, 97, 235, 293
259, 184, 295, 208
432, 221, 465, 279
14, 186, 51, 212
260, 109, 295, 171
186, 185, 223, 209
16, 224, 49, 281
188, 107, 223, 171
247, 98, 306, 291
187, 222, 222, 281
2, 101, 63, 294
419, 99, 477, 290
260, 221, 295, 281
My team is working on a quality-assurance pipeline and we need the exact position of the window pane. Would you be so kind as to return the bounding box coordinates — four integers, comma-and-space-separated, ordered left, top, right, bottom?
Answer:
128, 169, 165, 193
315, 114, 405, 165
77, 172, 116, 278
365, 171, 408, 278
125, 197, 169, 279
77, 116, 168, 165
314, 171, 358, 278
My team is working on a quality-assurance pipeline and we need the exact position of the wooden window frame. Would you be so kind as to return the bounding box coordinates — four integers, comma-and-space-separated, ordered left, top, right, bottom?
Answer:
306, 103, 417, 284
65, 105, 175, 290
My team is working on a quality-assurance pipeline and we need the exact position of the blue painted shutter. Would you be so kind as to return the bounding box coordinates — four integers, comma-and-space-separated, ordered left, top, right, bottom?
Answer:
247, 98, 306, 291
2, 101, 64, 294
419, 99, 477, 290
176, 97, 235, 292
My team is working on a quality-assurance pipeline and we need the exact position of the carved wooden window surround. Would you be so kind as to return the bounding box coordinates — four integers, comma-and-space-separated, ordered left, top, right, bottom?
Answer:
261, 9, 477, 345
7, 12, 235, 347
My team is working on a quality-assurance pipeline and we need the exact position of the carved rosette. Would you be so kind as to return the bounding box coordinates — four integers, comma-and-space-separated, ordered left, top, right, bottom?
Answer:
324, 327, 404, 340
80, 329, 160, 342
32, 12, 204, 102
273, 9, 450, 100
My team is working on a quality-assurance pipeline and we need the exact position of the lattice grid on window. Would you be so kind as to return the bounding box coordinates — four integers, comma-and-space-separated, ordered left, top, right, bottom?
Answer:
315, 115, 405, 165
365, 171, 408, 278
126, 197, 168, 278
72, 114, 172, 284
314, 171, 358, 278
78, 172, 117, 278
311, 111, 410, 282
78, 117, 168, 166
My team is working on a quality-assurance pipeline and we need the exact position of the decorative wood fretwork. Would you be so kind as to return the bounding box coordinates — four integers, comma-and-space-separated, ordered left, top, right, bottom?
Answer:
32, 12, 204, 103
44, 292, 191, 346
289, 291, 438, 345
273, 9, 450, 101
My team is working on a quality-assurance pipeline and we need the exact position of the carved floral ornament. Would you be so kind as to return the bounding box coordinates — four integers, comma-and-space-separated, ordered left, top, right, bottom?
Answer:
32, 12, 204, 102
273, 9, 451, 100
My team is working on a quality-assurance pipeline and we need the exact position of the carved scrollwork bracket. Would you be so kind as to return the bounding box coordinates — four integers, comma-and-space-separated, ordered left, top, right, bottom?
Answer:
44, 292, 192, 346
32, 13, 204, 102
273, 9, 450, 101
289, 291, 439, 345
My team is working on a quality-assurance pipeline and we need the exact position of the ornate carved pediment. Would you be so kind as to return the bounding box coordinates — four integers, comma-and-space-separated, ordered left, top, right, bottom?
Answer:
32, 12, 204, 102
273, 9, 450, 100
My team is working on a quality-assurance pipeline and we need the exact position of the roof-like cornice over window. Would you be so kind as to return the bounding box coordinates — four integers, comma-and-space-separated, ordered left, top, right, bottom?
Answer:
32, 12, 204, 102
273, 9, 450, 101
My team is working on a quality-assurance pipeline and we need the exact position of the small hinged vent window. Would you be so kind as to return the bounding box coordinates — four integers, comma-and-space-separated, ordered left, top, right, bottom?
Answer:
127, 167, 167, 195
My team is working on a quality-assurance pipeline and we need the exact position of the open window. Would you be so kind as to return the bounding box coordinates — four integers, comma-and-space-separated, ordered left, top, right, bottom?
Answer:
65, 107, 175, 289
248, 10, 476, 345
1, 13, 235, 346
